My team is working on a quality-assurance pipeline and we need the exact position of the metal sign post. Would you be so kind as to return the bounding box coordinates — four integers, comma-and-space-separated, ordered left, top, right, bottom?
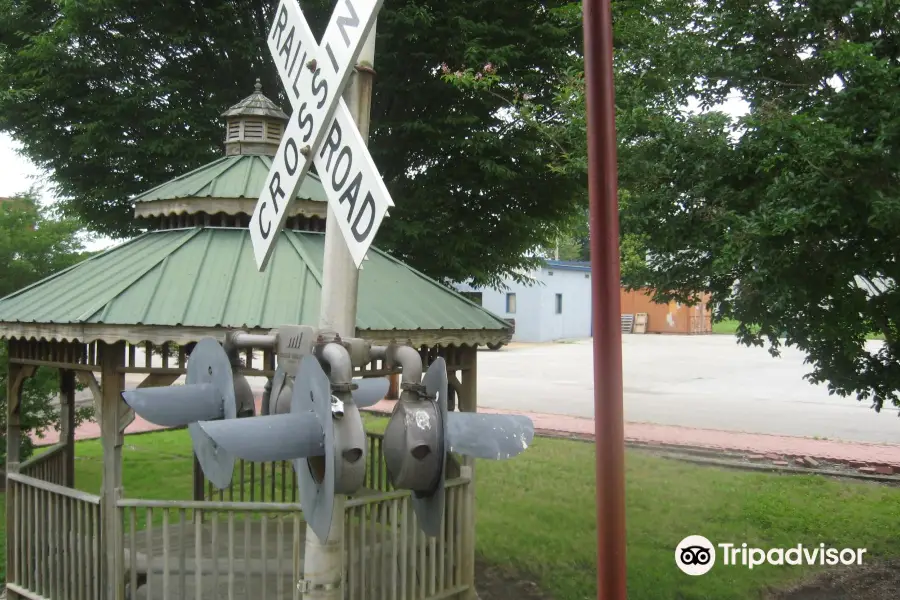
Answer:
251, 1, 391, 598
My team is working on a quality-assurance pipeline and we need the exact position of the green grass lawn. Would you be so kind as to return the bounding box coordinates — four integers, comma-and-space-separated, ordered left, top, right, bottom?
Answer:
7, 425, 900, 599
712, 318, 885, 340
712, 318, 742, 335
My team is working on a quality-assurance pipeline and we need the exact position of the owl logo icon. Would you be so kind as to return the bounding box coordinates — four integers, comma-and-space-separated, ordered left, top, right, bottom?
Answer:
676, 535, 716, 576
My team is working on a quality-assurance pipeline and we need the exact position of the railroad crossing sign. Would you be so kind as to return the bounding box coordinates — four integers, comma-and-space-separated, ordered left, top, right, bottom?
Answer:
249, 0, 394, 271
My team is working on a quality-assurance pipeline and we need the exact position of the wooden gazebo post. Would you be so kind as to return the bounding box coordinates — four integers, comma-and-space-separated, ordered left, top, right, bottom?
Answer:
458, 345, 478, 600
99, 341, 126, 599
59, 369, 77, 487
5, 360, 34, 600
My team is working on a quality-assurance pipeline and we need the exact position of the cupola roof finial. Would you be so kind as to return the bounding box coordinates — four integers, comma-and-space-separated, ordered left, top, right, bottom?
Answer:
221, 76, 288, 157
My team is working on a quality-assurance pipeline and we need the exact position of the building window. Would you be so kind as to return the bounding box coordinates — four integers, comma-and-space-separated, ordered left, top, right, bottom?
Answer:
555, 293, 563, 314
506, 293, 517, 314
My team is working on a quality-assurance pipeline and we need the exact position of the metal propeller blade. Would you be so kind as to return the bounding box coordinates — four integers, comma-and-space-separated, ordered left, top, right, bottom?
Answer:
446, 412, 534, 459
187, 422, 233, 490
196, 413, 326, 463
351, 377, 390, 408
121, 383, 221, 427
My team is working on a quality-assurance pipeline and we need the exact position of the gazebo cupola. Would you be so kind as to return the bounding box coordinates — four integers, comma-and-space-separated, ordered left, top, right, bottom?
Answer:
222, 78, 289, 156
132, 79, 327, 232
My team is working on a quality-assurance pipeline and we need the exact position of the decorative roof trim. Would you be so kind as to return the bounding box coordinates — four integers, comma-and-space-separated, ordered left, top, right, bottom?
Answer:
134, 198, 327, 220
0, 323, 510, 348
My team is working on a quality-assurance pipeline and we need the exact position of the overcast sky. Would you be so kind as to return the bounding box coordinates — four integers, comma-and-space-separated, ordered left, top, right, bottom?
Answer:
0, 131, 42, 199
1, 131, 117, 251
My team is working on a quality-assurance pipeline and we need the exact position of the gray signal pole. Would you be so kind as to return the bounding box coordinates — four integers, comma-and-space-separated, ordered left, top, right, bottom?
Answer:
318, 26, 376, 338
303, 24, 377, 600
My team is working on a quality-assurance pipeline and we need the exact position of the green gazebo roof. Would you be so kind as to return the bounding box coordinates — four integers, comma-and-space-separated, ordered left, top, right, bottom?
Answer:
0, 228, 511, 347
131, 154, 329, 222
134, 154, 326, 204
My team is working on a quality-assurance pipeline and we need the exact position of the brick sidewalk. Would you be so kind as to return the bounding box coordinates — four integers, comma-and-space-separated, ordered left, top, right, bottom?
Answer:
31, 397, 900, 472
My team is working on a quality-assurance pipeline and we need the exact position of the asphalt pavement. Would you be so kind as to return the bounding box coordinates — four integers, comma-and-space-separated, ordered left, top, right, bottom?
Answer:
59, 334, 899, 445
477, 336, 899, 445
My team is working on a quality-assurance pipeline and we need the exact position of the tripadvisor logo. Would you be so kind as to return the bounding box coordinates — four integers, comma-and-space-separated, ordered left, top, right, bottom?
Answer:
675, 536, 867, 576
676, 535, 716, 576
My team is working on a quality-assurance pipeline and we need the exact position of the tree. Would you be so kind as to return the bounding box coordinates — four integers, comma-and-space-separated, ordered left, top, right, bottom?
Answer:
0, 0, 587, 289
480, 0, 900, 412
0, 192, 95, 463
626, 0, 900, 411
443, 0, 710, 280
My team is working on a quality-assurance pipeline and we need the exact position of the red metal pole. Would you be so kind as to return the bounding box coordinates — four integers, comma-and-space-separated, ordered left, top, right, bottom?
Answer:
583, 0, 627, 598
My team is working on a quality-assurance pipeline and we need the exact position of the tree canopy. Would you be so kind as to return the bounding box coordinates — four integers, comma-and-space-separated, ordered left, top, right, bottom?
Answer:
0, 0, 588, 288
0, 191, 94, 462
452, 0, 900, 411
623, 0, 900, 411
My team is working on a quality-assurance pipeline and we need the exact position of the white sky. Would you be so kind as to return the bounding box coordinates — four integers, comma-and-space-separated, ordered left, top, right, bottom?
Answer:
1, 131, 118, 252
0, 132, 42, 199
0, 93, 749, 254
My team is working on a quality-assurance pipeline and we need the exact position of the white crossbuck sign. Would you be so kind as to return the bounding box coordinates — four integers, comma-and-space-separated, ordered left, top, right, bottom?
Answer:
249, 0, 393, 271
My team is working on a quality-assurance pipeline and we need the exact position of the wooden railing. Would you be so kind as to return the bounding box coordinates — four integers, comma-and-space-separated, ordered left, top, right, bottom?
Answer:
185, 430, 471, 599
203, 458, 299, 504
119, 477, 470, 600
4, 467, 470, 600
344, 478, 470, 600
117, 499, 303, 600
20, 443, 69, 487
6, 472, 102, 600
365, 432, 393, 493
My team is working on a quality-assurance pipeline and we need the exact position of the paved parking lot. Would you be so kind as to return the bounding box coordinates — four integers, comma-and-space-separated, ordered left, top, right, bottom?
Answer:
64, 335, 898, 446
477, 335, 900, 444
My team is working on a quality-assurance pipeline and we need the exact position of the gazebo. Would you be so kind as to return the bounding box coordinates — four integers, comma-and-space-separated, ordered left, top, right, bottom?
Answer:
1, 82, 512, 600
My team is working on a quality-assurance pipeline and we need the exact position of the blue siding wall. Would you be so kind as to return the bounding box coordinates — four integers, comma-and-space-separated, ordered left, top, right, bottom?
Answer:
537, 266, 592, 341
454, 261, 592, 342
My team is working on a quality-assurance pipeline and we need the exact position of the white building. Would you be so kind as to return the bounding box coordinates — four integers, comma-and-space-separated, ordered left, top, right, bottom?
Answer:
455, 260, 592, 343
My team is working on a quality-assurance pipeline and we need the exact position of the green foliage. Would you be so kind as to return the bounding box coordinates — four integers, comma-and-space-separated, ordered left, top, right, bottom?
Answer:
443, 0, 710, 279
0, 0, 584, 289
445, 0, 900, 411
0, 192, 94, 463
622, 0, 900, 410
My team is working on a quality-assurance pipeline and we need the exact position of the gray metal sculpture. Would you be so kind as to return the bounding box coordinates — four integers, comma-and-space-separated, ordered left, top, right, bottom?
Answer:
198, 354, 337, 539
197, 347, 366, 543
268, 362, 390, 414
160, 332, 533, 542
120, 337, 256, 489
383, 356, 535, 536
